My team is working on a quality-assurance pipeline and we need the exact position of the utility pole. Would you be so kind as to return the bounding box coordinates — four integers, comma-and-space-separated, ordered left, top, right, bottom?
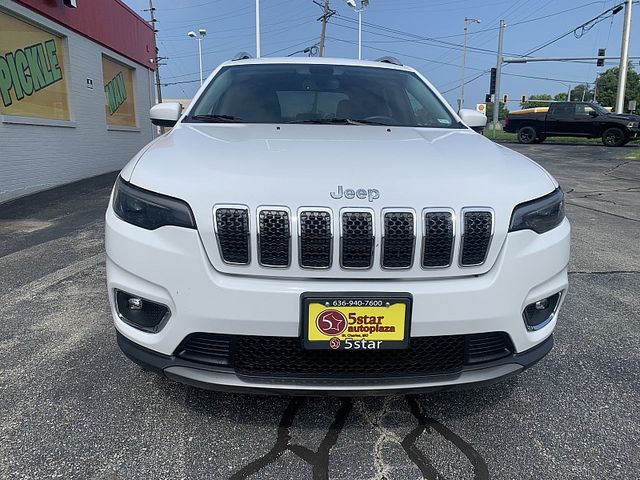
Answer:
492, 20, 505, 138
615, 0, 633, 113
147, 0, 162, 104
256, 0, 261, 58
316, 0, 335, 57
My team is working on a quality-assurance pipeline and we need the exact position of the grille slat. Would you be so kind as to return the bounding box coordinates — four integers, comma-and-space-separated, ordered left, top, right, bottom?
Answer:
461, 211, 493, 266
341, 211, 374, 269
258, 209, 291, 267
422, 211, 454, 268
215, 207, 250, 264
299, 210, 332, 268
382, 211, 415, 269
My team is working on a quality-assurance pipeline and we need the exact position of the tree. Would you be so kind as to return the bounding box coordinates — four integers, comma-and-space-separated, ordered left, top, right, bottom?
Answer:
485, 101, 508, 121
553, 92, 568, 102
594, 64, 640, 110
521, 94, 552, 109
569, 84, 593, 102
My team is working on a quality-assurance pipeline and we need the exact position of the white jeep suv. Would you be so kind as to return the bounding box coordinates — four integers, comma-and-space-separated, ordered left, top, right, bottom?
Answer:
105, 56, 569, 395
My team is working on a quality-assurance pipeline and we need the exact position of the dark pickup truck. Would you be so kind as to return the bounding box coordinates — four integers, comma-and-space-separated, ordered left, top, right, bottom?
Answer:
504, 101, 640, 147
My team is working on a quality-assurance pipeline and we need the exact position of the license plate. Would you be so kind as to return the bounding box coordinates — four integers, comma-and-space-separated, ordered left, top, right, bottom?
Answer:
301, 293, 412, 350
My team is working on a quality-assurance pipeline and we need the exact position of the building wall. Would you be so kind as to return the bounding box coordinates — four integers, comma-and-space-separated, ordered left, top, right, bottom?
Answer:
0, 0, 155, 203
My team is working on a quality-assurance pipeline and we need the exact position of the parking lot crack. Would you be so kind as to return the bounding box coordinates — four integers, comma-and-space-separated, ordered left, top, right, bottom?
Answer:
230, 397, 352, 480
355, 398, 403, 479
402, 396, 490, 480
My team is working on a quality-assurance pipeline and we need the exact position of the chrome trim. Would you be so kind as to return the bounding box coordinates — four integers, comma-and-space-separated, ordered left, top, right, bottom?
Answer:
420, 207, 456, 270
380, 208, 416, 270
212, 204, 251, 266
164, 363, 523, 392
524, 291, 563, 332
113, 288, 171, 333
459, 207, 494, 267
256, 206, 291, 268
339, 207, 375, 270
297, 207, 333, 269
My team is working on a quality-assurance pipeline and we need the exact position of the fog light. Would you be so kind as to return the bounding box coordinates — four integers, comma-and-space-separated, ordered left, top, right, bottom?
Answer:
523, 292, 562, 331
115, 290, 170, 333
535, 299, 549, 310
128, 297, 143, 310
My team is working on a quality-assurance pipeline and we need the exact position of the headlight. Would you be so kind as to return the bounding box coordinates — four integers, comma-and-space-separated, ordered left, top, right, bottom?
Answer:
509, 188, 565, 234
112, 176, 196, 230
627, 121, 639, 129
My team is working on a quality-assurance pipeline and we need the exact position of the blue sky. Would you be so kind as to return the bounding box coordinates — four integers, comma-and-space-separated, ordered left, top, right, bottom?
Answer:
123, 0, 637, 108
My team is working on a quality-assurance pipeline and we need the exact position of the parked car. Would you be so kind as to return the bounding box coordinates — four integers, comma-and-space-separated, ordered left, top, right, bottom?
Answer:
504, 101, 640, 147
106, 56, 569, 395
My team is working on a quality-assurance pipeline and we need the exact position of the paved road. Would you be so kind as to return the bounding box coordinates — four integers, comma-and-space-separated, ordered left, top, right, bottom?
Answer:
1, 142, 638, 479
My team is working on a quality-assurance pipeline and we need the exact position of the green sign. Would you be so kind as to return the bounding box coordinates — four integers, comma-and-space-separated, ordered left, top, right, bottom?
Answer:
0, 39, 63, 108
105, 71, 127, 115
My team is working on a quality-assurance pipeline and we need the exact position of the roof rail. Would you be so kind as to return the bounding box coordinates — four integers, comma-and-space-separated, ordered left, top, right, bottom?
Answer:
231, 52, 253, 61
375, 56, 402, 66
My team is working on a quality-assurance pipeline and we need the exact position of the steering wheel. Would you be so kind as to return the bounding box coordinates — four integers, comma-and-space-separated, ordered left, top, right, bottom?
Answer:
363, 115, 398, 125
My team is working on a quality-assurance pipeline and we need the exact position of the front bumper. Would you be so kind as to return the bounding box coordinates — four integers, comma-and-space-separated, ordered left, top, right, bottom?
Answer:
117, 331, 553, 396
105, 207, 569, 392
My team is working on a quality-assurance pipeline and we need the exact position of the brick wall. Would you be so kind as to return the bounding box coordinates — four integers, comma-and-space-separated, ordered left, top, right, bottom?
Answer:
0, 1, 154, 203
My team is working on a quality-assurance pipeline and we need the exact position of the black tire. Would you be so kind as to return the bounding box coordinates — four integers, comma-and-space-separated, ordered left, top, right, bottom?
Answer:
533, 135, 546, 144
517, 126, 537, 144
602, 127, 627, 147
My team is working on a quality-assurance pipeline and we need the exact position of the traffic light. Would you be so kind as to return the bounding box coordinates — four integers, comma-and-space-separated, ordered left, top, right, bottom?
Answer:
489, 68, 497, 95
503, 94, 508, 103
485, 94, 492, 103
597, 48, 606, 67
521, 95, 526, 103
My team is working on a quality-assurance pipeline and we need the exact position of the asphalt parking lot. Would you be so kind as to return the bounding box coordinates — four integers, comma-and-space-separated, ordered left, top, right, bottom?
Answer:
1, 142, 638, 479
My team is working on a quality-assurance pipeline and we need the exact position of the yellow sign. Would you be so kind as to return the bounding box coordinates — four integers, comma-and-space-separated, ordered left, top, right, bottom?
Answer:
102, 56, 136, 127
307, 303, 406, 343
476, 103, 487, 114
0, 11, 69, 120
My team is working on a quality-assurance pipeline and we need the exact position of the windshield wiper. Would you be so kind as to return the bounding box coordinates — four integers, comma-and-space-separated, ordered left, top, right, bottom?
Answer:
287, 118, 391, 126
187, 114, 244, 123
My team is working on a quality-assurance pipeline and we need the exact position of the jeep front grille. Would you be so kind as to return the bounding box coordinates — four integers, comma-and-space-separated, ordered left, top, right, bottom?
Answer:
214, 207, 250, 264
341, 210, 375, 269
382, 211, 415, 269
299, 210, 333, 268
258, 208, 290, 267
422, 211, 454, 268
212, 205, 494, 272
460, 210, 493, 266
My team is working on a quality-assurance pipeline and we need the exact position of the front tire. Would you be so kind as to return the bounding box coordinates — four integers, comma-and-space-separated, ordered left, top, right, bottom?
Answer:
517, 126, 537, 144
602, 127, 627, 147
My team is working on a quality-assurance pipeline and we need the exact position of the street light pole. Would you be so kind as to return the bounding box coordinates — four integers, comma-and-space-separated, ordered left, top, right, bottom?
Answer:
188, 29, 207, 86
347, 0, 369, 60
615, 0, 633, 113
492, 19, 505, 138
256, 0, 261, 58
460, 17, 480, 110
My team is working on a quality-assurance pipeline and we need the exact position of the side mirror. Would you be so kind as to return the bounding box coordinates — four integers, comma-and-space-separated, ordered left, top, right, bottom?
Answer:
150, 102, 182, 127
588, 110, 598, 117
458, 108, 487, 132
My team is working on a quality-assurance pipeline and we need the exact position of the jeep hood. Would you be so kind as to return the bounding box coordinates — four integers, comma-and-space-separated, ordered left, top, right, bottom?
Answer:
126, 123, 556, 207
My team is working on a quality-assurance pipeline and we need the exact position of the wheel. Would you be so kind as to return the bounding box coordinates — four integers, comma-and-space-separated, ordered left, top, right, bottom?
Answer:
602, 127, 627, 147
533, 135, 546, 144
517, 126, 537, 144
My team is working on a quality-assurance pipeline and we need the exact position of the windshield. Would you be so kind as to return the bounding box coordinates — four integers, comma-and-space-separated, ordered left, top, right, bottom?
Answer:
590, 103, 610, 115
185, 63, 461, 128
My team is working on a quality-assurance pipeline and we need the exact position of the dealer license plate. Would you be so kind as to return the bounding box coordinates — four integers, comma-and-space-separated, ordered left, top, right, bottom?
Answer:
301, 294, 412, 350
